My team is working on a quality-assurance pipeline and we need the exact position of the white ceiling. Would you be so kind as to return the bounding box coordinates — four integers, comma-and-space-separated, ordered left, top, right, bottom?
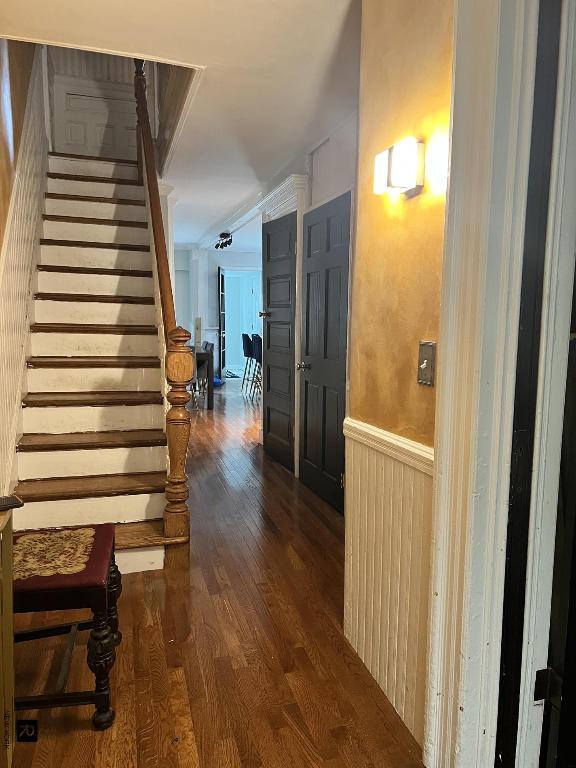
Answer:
0, 0, 361, 251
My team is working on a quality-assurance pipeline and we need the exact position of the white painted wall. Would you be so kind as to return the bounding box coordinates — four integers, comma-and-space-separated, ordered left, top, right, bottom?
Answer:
223, 270, 262, 372
48, 46, 134, 83
174, 246, 261, 361
309, 110, 358, 208
0, 49, 47, 494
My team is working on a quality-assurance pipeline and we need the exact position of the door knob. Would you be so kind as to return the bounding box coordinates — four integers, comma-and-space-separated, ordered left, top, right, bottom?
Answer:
297, 362, 311, 370
259, 311, 271, 318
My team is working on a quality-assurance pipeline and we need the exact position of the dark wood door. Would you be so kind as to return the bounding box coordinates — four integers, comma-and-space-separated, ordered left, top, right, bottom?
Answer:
262, 212, 297, 470
539, 339, 576, 768
299, 192, 351, 512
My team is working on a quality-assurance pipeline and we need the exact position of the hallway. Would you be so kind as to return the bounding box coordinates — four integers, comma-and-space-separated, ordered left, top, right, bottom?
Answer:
13, 382, 422, 768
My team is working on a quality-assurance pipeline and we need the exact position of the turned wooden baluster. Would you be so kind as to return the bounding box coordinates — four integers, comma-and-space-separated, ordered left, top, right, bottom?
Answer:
134, 59, 194, 561
165, 326, 194, 540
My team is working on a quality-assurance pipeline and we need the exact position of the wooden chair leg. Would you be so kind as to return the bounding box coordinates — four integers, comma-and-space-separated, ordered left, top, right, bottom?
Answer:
107, 555, 122, 646
87, 609, 116, 730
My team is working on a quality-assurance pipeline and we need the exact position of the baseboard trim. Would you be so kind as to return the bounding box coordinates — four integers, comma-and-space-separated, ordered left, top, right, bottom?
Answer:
343, 417, 434, 476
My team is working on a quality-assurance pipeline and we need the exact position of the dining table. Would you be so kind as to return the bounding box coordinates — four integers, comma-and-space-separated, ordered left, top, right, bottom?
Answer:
191, 345, 214, 410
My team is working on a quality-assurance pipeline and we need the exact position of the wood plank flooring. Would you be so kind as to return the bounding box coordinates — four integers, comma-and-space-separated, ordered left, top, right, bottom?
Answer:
13, 380, 423, 768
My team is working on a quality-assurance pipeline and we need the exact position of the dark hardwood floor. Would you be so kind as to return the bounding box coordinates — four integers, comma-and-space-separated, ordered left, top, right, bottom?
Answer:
13, 380, 422, 767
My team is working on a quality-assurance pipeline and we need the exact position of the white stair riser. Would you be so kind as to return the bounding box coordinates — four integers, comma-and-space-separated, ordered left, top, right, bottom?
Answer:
43, 220, 149, 246
27, 367, 162, 393
116, 546, 164, 574
18, 445, 166, 479
48, 156, 139, 180
37, 271, 153, 296
13, 495, 164, 530
34, 299, 156, 325
23, 404, 164, 433
31, 332, 158, 357
47, 177, 144, 200
40, 244, 151, 271
45, 197, 147, 221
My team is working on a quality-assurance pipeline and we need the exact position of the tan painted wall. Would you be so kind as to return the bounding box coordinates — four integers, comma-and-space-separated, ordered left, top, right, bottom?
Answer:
349, 0, 453, 447
0, 39, 35, 248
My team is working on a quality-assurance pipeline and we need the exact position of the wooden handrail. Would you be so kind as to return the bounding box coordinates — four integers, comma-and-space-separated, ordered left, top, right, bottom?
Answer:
134, 60, 193, 563
134, 59, 176, 338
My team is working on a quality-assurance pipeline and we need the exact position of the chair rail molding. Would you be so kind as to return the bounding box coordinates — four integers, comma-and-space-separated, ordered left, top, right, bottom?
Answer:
424, 0, 540, 765
343, 417, 434, 475
344, 417, 434, 744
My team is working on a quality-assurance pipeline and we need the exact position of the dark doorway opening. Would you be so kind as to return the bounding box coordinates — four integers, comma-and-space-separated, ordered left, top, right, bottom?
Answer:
539, 277, 576, 768
495, 0, 563, 763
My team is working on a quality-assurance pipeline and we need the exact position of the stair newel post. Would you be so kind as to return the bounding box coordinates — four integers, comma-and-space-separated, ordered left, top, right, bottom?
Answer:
164, 326, 194, 565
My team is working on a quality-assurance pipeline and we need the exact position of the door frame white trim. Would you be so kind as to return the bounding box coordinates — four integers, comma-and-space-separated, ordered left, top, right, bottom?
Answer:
515, 2, 576, 764
424, 0, 541, 764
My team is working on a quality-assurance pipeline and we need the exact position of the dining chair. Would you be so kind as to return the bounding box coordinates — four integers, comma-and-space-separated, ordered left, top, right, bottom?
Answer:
241, 333, 254, 393
250, 333, 262, 400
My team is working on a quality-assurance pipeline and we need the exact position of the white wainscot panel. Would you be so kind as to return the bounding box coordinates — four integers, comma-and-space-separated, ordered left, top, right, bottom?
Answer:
343, 417, 433, 746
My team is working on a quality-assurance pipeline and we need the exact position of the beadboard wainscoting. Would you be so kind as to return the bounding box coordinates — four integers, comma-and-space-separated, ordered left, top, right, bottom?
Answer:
0, 50, 47, 494
343, 416, 434, 745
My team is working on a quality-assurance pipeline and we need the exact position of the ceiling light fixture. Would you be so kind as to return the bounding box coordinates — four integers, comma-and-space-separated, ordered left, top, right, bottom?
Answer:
215, 232, 233, 249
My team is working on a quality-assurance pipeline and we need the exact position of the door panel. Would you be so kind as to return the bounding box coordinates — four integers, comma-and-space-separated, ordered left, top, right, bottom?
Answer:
54, 76, 137, 160
262, 212, 297, 470
299, 192, 351, 511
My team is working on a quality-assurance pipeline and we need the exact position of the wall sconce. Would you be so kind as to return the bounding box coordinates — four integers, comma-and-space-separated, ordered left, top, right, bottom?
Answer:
373, 137, 425, 197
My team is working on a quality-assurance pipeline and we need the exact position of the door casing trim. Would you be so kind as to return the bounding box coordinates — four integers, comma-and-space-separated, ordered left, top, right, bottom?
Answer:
424, 0, 540, 763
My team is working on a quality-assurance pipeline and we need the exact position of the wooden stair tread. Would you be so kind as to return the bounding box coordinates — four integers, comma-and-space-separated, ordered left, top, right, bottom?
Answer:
40, 240, 151, 254
43, 214, 148, 228
49, 151, 138, 166
27, 356, 161, 369
30, 323, 157, 335
38, 264, 152, 277
18, 429, 167, 452
14, 471, 167, 502
115, 520, 188, 550
23, 391, 163, 407
115, 519, 164, 549
48, 172, 141, 185
45, 192, 145, 206
35, 292, 154, 305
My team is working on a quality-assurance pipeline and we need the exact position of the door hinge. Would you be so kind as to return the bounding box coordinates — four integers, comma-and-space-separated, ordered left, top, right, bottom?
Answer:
534, 666, 562, 703
340, 472, 345, 490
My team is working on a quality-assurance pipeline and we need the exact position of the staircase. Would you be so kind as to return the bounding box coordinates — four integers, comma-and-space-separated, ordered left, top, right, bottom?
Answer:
13, 152, 172, 573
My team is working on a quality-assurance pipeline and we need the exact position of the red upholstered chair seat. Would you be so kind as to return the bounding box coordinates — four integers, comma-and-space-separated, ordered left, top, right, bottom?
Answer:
12, 522, 121, 730
13, 524, 115, 613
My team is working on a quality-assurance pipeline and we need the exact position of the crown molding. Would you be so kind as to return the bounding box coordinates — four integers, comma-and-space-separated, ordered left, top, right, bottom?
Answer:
198, 174, 309, 249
